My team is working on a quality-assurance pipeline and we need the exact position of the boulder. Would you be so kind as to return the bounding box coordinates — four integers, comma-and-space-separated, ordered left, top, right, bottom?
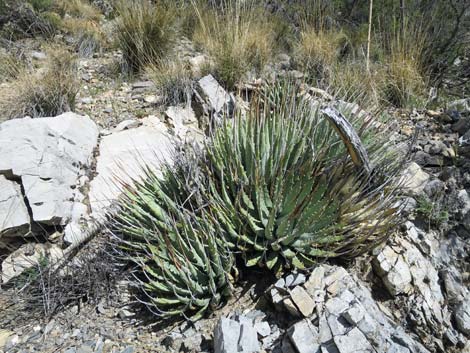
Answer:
0, 113, 99, 227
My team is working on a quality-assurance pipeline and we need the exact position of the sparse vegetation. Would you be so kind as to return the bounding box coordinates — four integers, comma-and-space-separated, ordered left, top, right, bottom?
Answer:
115, 0, 176, 74
147, 57, 193, 105
0, 46, 78, 120
112, 81, 403, 318
192, 0, 278, 89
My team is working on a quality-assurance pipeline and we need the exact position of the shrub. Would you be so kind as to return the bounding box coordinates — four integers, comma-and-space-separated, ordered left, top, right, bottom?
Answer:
200, 82, 403, 270
0, 46, 79, 120
147, 58, 194, 106
193, 0, 277, 89
112, 81, 404, 319
0, 2, 58, 39
115, 0, 176, 74
27, 0, 53, 12
113, 160, 234, 319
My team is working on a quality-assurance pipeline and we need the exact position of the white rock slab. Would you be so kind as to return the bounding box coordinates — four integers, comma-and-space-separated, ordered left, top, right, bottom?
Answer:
0, 113, 98, 225
88, 116, 173, 224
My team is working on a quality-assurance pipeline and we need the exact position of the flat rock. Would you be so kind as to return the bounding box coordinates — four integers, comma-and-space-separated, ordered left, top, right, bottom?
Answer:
333, 328, 373, 353
0, 113, 99, 226
88, 116, 173, 225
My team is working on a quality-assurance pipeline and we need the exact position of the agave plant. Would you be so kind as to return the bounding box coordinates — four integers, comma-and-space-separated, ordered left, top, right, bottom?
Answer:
201, 82, 403, 271
113, 163, 234, 320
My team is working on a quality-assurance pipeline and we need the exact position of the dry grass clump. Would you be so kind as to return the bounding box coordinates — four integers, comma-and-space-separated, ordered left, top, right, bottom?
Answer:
0, 51, 28, 83
147, 58, 193, 105
193, 0, 277, 89
60, 17, 105, 57
115, 0, 176, 74
294, 27, 348, 85
379, 24, 428, 108
53, 0, 101, 21
0, 46, 79, 120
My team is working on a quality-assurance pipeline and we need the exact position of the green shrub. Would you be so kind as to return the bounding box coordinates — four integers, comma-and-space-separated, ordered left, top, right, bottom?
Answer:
27, 0, 53, 12
199, 82, 402, 270
113, 160, 234, 319
115, 0, 176, 74
113, 81, 404, 319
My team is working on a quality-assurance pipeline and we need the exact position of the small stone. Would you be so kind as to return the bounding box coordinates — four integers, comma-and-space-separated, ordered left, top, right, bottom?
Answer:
290, 286, 315, 317
285, 273, 306, 288
254, 322, 271, 337
80, 97, 93, 104
214, 318, 241, 353
114, 119, 141, 132
287, 319, 320, 353
238, 323, 260, 352
144, 95, 157, 104
342, 303, 365, 325
401, 162, 430, 196
283, 297, 301, 317
274, 278, 286, 290
304, 266, 325, 294
333, 327, 374, 353
455, 298, 470, 336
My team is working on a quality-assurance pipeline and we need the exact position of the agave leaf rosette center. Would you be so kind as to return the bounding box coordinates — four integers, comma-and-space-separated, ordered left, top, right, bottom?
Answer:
113, 166, 234, 320
203, 84, 401, 270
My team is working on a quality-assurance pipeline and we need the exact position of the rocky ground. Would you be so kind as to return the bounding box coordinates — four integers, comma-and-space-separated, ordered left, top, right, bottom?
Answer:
0, 41, 469, 353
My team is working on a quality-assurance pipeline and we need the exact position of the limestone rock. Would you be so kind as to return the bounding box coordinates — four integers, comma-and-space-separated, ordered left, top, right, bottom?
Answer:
279, 265, 430, 353
88, 116, 173, 225
290, 286, 315, 317
192, 74, 233, 126
401, 162, 430, 196
0, 113, 99, 226
0, 176, 30, 234
455, 297, 470, 336
214, 315, 262, 353
288, 319, 320, 353
1, 243, 63, 283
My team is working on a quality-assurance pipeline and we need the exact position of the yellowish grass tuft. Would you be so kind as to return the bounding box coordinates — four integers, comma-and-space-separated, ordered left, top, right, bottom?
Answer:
192, 0, 277, 89
115, 0, 176, 74
294, 27, 349, 85
0, 46, 79, 121
380, 22, 428, 108
147, 57, 194, 105
54, 0, 101, 21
